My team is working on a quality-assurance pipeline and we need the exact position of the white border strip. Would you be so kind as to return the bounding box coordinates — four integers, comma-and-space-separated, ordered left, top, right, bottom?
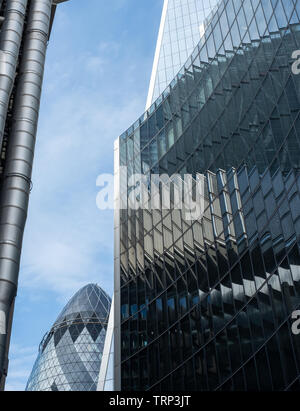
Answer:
97, 297, 114, 391
145, 0, 169, 110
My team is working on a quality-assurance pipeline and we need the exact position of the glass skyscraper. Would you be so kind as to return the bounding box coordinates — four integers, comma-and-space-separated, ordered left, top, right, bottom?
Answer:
146, 0, 219, 108
114, 0, 300, 391
26, 284, 111, 391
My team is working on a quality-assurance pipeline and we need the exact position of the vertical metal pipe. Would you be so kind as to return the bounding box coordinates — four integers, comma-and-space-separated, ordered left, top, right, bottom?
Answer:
0, 0, 28, 148
0, 297, 14, 390
0, 0, 53, 389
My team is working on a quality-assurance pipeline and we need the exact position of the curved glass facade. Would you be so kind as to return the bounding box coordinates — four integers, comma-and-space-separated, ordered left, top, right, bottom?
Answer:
147, 0, 219, 108
26, 284, 111, 391
115, 0, 300, 391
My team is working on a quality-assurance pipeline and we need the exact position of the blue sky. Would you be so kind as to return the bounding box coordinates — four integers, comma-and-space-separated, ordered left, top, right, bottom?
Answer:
5, 0, 163, 391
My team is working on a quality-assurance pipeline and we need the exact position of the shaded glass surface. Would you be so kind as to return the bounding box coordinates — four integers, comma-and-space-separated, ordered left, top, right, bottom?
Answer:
150, 0, 219, 104
26, 284, 111, 391
117, 0, 300, 391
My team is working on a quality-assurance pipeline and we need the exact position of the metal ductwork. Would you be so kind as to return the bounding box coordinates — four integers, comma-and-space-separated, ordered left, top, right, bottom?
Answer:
0, 0, 28, 148
0, 0, 54, 390
0, 2, 6, 28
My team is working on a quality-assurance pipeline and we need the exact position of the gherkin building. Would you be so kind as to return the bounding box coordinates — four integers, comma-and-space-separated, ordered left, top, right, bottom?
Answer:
114, 0, 300, 391
26, 284, 111, 391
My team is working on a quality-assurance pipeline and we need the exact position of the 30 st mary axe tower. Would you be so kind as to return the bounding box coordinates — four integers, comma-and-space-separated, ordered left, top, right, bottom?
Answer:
26, 284, 111, 392
0, 0, 69, 390
114, 0, 300, 391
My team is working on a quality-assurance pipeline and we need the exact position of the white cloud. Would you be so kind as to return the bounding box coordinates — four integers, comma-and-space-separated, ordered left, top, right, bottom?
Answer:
19, 86, 143, 296
5, 344, 37, 391
18, 27, 146, 299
